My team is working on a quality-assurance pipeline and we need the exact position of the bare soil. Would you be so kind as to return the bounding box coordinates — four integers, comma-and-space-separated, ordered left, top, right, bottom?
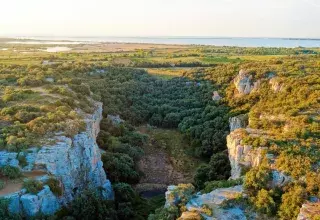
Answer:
0, 170, 47, 196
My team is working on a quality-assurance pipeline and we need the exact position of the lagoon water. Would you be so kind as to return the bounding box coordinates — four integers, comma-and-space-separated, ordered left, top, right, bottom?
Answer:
8, 36, 320, 48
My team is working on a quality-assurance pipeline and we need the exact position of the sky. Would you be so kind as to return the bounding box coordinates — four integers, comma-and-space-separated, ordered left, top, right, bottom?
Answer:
0, 0, 319, 38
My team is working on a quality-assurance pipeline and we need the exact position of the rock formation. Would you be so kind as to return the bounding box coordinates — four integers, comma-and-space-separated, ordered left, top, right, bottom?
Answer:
165, 184, 195, 208
0, 101, 113, 216
234, 69, 255, 95
165, 185, 247, 220
269, 77, 284, 92
212, 91, 222, 101
227, 129, 266, 179
297, 202, 320, 220
229, 114, 248, 132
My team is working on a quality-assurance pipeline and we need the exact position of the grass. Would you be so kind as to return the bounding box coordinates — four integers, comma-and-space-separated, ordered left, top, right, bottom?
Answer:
146, 68, 188, 79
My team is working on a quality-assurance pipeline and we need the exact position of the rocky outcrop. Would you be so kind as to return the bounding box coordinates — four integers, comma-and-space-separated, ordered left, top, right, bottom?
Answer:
212, 91, 222, 101
234, 70, 254, 95
186, 185, 243, 208
165, 184, 194, 208
269, 77, 284, 92
229, 114, 248, 132
297, 202, 320, 220
0, 101, 113, 216
178, 211, 202, 220
271, 170, 291, 187
233, 69, 262, 95
168, 185, 247, 220
227, 130, 266, 179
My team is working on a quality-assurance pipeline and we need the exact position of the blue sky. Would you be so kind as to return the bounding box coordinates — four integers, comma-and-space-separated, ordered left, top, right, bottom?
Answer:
0, 0, 319, 38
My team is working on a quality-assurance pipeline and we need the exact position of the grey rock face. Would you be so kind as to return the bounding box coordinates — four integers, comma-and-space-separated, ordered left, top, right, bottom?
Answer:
229, 114, 248, 132
168, 185, 246, 220
271, 170, 291, 187
234, 69, 254, 95
1, 101, 113, 216
212, 91, 222, 101
227, 130, 266, 179
186, 185, 243, 208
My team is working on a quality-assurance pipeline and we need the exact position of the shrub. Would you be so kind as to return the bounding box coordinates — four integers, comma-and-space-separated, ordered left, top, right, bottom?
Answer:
113, 183, 136, 204
112, 144, 144, 161
0, 180, 5, 190
18, 154, 28, 167
194, 152, 231, 189
278, 185, 307, 219
0, 198, 20, 219
244, 164, 271, 196
67, 190, 118, 220
23, 179, 44, 194
254, 189, 276, 216
1, 166, 21, 179
102, 152, 140, 183
46, 178, 63, 196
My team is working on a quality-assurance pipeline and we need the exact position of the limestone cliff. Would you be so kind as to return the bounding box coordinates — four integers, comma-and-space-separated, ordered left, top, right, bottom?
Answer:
227, 129, 266, 179
0, 101, 113, 217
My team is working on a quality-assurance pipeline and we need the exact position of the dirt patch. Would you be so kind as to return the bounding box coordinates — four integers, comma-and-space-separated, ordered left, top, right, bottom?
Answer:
135, 125, 201, 192
0, 170, 47, 196
137, 145, 188, 186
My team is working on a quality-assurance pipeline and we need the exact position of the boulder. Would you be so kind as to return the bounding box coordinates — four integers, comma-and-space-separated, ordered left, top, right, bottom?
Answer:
212, 91, 222, 101
38, 185, 60, 215
21, 194, 40, 216
271, 170, 291, 187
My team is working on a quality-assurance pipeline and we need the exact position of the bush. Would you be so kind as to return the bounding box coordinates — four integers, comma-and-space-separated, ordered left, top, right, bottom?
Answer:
46, 178, 63, 196
1, 166, 21, 179
278, 185, 307, 219
18, 154, 28, 167
254, 189, 276, 216
119, 132, 148, 147
0, 180, 5, 190
244, 164, 271, 196
112, 144, 144, 161
194, 152, 231, 189
23, 179, 44, 194
102, 152, 140, 183
66, 190, 118, 220
113, 183, 136, 204
0, 198, 20, 219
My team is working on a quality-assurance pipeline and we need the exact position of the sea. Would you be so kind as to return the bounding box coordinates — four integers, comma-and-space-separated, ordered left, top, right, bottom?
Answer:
7, 36, 320, 48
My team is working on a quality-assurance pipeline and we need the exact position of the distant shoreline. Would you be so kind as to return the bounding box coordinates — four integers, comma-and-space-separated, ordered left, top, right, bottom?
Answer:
1, 36, 320, 48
